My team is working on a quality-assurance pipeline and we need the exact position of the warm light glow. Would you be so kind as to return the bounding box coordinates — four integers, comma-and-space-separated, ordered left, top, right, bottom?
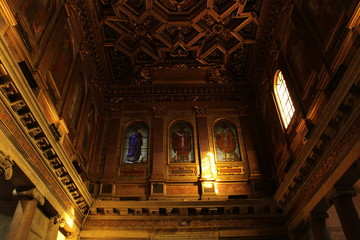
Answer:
203, 182, 213, 189
203, 182, 219, 195
65, 215, 74, 228
274, 71, 295, 128
207, 152, 217, 179
214, 182, 219, 194
57, 231, 66, 240
64, 208, 75, 228
201, 152, 217, 180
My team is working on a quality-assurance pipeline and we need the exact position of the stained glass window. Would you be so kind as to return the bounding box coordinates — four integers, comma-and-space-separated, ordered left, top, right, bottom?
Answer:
123, 122, 148, 164
169, 121, 195, 163
214, 121, 241, 162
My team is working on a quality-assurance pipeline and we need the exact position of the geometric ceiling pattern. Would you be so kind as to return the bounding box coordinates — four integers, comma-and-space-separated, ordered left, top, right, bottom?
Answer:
98, 0, 261, 86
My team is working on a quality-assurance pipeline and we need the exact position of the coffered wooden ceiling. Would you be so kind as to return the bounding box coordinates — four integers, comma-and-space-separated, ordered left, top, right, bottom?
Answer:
79, 0, 267, 105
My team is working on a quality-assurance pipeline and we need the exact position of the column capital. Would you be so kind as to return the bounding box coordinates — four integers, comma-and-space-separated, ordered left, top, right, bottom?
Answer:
152, 106, 166, 117
311, 210, 329, 220
310, 209, 332, 240
12, 188, 45, 206
332, 186, 357, 199
194, 106, 207, 116
54, 214, 66, 227
290, 221, 312, 240
66, 232, 79, 240
0, 150, 14, 180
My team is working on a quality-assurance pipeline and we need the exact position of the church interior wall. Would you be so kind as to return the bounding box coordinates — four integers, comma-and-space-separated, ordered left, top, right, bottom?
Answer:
0, 0, 359, 239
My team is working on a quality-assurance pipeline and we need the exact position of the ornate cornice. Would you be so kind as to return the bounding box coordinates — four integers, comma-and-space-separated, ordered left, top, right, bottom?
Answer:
0, 150, 14, 180
274, 41, 360, 224
84, 217, 283, 228
84, 199, 283, 228
0, 61, 90, 213
290, 115, 359, 210
104, 85, 253, 104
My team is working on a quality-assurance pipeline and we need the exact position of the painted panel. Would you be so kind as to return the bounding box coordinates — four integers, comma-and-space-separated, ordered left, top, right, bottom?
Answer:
217, 183, 251, 195
49, 30, 74, 91
115, 185, 148, 195
302, 0, 342, 45
21, 0, 55, 42
166, 185, 198, 195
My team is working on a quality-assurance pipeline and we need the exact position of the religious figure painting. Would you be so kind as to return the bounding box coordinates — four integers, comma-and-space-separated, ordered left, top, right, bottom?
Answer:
214, 121, 241, 162
303, 0, 341, 45
49, 30, 74, 92
123, 122, 148, 164
170, 122, 195, 163
22, 0, 55, 42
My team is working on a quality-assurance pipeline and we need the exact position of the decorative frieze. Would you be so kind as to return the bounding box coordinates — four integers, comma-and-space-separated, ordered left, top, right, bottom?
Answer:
277, 81, 360, 210
84, 214, 283, 228
86, 199, 279, 218
0, 66, 90, 213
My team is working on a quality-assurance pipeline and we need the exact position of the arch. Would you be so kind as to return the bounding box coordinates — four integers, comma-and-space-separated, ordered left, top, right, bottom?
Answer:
274, 70, 295, 128
122, 122, 149, 164
213, 120, 241, 162
169, 121, 195, 163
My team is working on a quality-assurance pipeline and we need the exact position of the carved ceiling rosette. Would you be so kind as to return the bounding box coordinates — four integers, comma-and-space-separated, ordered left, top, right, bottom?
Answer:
157, 0, 199, 12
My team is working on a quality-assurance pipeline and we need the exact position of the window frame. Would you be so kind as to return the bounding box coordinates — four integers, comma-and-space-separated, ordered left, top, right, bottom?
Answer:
273, 70, 295, 129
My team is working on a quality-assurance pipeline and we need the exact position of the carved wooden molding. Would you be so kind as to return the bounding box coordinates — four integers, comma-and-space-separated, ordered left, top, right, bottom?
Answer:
347, 1, 360, 29
0, 150, 14, 180
0, 0, 16, 26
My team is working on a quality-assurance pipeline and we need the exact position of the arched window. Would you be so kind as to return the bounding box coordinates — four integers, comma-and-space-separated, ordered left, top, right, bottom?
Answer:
214, 121, 241, 162
169, 121, 195, 163
274, 70, 295, 128
123, 122, 148, 164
